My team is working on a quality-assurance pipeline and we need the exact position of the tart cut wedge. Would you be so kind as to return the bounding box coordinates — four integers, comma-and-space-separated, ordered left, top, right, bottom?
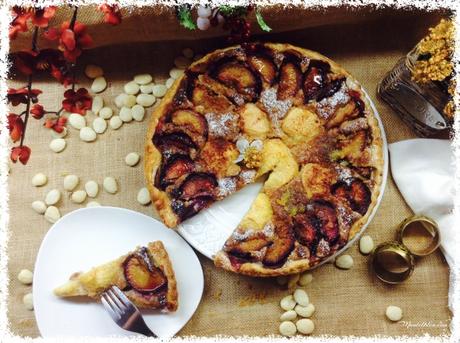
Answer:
54, 241, 178, 311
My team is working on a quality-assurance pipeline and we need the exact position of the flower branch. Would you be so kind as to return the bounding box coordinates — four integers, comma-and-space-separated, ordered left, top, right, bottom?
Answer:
7, 4, 122, 165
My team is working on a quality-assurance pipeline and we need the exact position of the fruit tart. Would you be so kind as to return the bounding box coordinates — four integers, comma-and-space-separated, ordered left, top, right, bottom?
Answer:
54, 241, 178, 311
145, 43, 384, 276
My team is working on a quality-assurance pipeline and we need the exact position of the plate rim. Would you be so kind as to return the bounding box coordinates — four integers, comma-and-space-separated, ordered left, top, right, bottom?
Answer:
33, 206, 204, 338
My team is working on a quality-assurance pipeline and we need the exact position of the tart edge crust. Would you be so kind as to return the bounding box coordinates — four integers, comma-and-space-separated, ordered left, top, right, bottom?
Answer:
144, 43, 384, 276
145, 78, 182, 228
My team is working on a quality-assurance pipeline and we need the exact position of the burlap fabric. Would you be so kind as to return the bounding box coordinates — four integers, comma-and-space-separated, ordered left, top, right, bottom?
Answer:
7, 7, 451, 337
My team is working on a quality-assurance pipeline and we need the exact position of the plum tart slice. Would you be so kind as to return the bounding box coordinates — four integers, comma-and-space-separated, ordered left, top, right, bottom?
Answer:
145, 43, 384, 276
54, 241, 178, 311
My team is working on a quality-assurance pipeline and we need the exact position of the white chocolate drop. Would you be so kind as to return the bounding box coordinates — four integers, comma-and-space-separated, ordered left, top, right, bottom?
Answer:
44, 206, 60, 223
68, 113, 86, 130
137, 187, 151, 205
45, 189, 61, 206
91, 76, 107, 93
84, 64, 103, 79
49, 138, 66, 153
32, 173, 47, 187
103, 177, 118, 194
63, 174, 79, 191
80, 127, 97, 142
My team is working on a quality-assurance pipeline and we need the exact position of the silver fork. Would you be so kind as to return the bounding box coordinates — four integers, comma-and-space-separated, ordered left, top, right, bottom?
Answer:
101, 286, 157, 337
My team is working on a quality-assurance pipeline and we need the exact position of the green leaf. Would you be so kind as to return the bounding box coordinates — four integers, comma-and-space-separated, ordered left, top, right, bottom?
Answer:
177, 6, 196, 30
218, 5, 247, 17
256, 10, 271, 32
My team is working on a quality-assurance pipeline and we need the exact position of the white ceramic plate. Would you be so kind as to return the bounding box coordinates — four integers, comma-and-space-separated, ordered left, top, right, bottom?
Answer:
178, 90, 388, 263
33, 207, 204, 338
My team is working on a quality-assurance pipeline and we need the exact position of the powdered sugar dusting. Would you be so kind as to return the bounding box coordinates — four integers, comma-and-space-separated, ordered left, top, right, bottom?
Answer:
239, 169, 257, 184
262, 222, 275, 238
251, 248, 267, 261
232, 229, 254, 241
336, 166, 353, 186
260, 88, 292, 136
233, 94, 245, 106
316, 84, 350, 119
340, 117, 368, 134
205, 112, 239, 139
218, 177, 237, 197
337, 204, 354, 229
316, 238, 331, 258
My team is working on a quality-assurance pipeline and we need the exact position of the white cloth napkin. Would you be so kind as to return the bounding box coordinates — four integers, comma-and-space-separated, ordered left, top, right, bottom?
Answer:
389, 138, 457, 311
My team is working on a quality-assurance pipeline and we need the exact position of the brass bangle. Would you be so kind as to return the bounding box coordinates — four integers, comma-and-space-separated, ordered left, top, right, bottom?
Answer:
371, 241, 415, 284
398, 215, 440, 257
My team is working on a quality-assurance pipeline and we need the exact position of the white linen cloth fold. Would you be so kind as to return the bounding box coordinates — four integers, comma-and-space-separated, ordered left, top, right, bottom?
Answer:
389, 138, 457, 311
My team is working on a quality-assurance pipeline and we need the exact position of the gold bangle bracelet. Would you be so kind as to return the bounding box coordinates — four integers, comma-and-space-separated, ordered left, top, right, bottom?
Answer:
371, 241, 415, 284
370, 215, 440, 284
398, 215, 441, 257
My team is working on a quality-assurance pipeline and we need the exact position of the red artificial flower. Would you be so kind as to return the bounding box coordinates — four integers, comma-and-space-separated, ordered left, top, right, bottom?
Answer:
44, 21, 93, 62
99, 4, 122, 25
7, 87, 42, 106
62, 88, 92, 115
44, 116, 67, 133
30, 104, 45, 119
50, 64, 74, 86
9, 6, 31, 40
13, 50, 38, 75
7, 113, 24, 142
30, 6, 56, 28
14, 49, 74, 85
11, 145, 31, 165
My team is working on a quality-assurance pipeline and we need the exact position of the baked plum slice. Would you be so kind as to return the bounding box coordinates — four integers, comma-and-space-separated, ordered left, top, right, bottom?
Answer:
262, 222, 295, 267
247, 55, 277, 85
349, 180, 371, 215
191, 84, 233, 114
153, 131, 197, 157
123, 252, 166, 293
293, 213, 318, 246
317, 77, 346, 102
214, 62, 260, 101
314, 202, 339, 243
179, 172, 217, 200
158, 155, 194, 189
332, 179, 371, 216
170, 110, 207, 137
277, 60, 302, 100
225, 234, 271, 260
303, 60, 330, 102
171, 196, 214, 221
293, 201, 339, 246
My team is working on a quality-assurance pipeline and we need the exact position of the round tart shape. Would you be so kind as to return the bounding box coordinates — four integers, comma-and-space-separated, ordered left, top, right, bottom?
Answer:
145, 43, 384, 276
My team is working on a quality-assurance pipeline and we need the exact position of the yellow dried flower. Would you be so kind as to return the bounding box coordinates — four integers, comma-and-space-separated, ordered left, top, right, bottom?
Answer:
448, 79, 456, 96
412, 19, 454, 84
243, 147, 262, 169
444, 101, 454, 118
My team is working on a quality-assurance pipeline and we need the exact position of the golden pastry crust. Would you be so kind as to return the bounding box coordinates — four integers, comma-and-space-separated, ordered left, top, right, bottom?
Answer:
145, 80, 182, 228
54, 241, 178, 311
145, 43, 384, 277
